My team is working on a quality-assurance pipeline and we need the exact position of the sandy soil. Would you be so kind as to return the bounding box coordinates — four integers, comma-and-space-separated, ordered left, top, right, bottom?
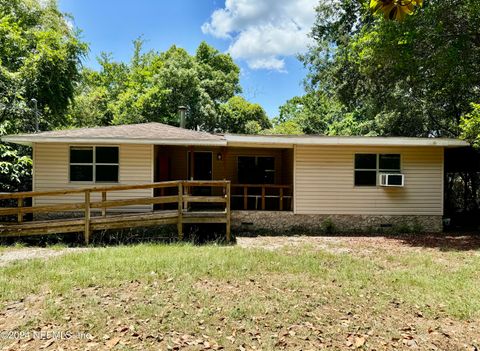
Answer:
237, 234, 480, 255
0, 247, 90, 267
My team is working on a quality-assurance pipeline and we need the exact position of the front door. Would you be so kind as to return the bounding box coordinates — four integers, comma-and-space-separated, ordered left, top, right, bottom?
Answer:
189, 151, 212, 197
193, 152, 212, 181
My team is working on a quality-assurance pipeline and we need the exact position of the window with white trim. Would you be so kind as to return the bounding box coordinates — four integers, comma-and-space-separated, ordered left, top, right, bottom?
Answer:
354, 153, 400, 186
70, 146, 119, 183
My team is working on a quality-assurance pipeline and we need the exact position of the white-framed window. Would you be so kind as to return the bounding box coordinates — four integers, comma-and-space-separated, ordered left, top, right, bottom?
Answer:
69, 146, 119, 183
354, 153, 401, 186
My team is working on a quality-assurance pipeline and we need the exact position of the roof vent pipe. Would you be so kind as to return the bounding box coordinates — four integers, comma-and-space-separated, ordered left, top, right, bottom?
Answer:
178, 106, 187, 128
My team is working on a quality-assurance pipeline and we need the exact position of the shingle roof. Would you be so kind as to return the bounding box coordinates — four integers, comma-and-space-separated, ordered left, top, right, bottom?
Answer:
3, 122, 226, 146
1, 122, 469, 148
28, 122, 223, 140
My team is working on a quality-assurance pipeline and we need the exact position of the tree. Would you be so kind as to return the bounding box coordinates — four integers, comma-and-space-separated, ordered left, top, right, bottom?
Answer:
0, 0, 87, 192
275, 92, 375, 136
295, 0, 480, 138
0, 0, 87, 133
0, 123, 31, 193
218, 96, 270, 134
460, 103, 480, 148
69, 40, 243, 132
261, 120, 304, 135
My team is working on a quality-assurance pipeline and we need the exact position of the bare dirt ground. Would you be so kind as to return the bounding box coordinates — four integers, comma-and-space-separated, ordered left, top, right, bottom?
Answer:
0, 247, 90, 267
237, 234, 480, 255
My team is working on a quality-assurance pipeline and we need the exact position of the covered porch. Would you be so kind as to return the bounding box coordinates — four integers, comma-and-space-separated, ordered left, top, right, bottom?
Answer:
154, 145, 294, 211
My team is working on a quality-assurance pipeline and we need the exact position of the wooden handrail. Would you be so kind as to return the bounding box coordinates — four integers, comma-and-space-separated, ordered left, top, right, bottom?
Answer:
232, 184, 291, 189
181, 180, 230, 187
0, 202, 86, 216
90, 195, 179, 209
232, 183, 292, 211
0, 180, 231, 200
0, 181, 182, 199
0, 180, 232, 244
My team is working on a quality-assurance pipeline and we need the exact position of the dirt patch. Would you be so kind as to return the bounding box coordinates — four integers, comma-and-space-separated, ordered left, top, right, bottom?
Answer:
0, 247, 90, 267
236, 234, 480, 255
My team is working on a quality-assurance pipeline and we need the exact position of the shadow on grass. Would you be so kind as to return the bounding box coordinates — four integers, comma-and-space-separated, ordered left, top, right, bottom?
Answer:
386, 233, 480, 252
2, 223, 479, 252
236, 228, 480, 252
0, 223, 235, 248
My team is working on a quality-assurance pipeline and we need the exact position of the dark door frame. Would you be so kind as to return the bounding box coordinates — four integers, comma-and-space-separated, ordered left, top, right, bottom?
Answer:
187, 150, 213, 180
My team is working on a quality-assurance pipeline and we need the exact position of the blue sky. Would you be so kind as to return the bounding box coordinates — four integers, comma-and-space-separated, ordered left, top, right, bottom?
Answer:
58, 0, 317, 118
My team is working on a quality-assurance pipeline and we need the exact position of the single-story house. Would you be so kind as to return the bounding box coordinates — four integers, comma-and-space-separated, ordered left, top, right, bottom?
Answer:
2, 122, 469, 232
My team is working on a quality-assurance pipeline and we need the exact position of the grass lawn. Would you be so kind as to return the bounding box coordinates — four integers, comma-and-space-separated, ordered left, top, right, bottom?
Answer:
0, 236, 479, 350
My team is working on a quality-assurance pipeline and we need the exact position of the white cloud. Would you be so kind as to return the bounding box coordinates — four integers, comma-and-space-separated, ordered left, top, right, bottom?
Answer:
202, 0, 317, 71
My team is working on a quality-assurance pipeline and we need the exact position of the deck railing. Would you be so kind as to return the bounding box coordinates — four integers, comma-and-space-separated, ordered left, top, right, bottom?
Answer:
0, 180, 231, 244
231, 184, 292, 211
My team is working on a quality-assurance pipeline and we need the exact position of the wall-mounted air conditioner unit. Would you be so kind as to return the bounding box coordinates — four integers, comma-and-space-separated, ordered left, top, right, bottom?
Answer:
379, 173, 405, 187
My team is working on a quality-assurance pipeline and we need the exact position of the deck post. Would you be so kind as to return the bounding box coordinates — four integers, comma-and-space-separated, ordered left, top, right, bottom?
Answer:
160, 187, 165, 210
17, 197, 23, 223
177, 182, 183, 240
279, 188, 283, 211
243, 186, 248, 210
101, 191, 107, 217
261, 186, 266, 210
226, 182, 231, 242
84, 190, 91, 245
189, 146, 195, 180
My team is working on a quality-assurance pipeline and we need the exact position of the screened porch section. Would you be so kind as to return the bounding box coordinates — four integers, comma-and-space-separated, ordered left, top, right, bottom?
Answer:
154, 146, 294, 211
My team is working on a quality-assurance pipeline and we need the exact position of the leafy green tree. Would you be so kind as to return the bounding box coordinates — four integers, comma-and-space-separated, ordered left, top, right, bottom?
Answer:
67, 53, 129, 127
0, 124, 31, 192
261, 120, 303, 135
70, 40, 242, 132
276, 92, 375, 136
0, 0, 87, 132
0, 0, 87, 192
297, 0, 480, 138
218, 96, 270, 134
460, 103, 480, 148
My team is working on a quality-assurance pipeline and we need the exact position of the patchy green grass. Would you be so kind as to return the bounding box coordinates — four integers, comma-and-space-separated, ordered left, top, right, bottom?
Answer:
0, 240, 479, 350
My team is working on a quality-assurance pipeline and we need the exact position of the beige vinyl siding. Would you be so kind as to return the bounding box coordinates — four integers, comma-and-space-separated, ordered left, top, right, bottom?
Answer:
295, 145, 444, 215
33, 143, 153, 212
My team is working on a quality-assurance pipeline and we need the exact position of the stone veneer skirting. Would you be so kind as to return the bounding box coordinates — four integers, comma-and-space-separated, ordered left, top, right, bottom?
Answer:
32, 211, 443, 234
231, 211, 443, 233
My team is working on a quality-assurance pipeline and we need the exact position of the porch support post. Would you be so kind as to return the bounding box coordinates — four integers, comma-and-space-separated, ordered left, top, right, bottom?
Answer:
279, 188, 283, 211
243, 186, 248, 210
101, 191, 107, 217
177, 182, 183, 240
189, 146, 195, 180
84, 190, 91, 245
222, 147, 227, 179
226, 182, 231, 242
261, 186, 266, 210
17, 197, 23, 223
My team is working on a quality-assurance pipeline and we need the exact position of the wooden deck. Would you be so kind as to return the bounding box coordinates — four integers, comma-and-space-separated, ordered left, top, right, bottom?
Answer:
0, 180, 231, 243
